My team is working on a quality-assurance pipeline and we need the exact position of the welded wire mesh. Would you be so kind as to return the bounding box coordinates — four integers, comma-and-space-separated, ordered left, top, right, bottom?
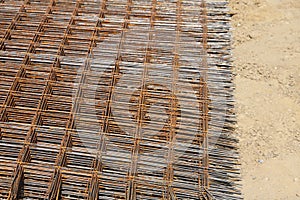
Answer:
0, 0, 240, 199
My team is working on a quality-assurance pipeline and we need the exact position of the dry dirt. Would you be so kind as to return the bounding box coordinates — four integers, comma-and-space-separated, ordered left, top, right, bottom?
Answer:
229, 0, 300, 199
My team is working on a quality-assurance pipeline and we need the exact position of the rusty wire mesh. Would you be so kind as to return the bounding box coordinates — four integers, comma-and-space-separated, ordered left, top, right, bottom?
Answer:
0, 0, 240, 199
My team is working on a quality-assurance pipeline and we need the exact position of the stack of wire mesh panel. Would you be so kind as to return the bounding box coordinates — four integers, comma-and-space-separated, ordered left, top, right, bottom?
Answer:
0, 0, 241, 199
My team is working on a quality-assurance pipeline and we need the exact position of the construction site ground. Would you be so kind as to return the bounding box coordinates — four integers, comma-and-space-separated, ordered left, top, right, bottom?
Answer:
230, 0, 300, 199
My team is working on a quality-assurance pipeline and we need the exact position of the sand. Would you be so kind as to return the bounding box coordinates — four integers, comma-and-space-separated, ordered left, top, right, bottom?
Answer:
229, 0, 300, 199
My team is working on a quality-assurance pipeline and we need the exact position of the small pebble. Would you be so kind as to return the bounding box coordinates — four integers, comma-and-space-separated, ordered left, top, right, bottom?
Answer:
258, 159, 264, 164
294, 178, 298, 182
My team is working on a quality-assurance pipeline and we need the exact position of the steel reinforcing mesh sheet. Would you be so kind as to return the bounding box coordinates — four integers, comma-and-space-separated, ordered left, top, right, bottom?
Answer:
0, 0, 240, 199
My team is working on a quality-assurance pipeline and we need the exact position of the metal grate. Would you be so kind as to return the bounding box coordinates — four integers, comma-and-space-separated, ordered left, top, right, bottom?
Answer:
0, 0, 240, 199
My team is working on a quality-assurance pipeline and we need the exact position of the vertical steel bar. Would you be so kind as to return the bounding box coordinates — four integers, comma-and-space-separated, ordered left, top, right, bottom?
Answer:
163, 1, 182, 199
199, 0, 210, 198
125, 0, 156, 199
45, 1, 84, 199
102, 0, 133, 137
6, 1, 57, 199
84, 1, 109, 199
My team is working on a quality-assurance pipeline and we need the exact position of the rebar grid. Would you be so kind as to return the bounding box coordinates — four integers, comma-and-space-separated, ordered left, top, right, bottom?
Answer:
0, 0, 240, 199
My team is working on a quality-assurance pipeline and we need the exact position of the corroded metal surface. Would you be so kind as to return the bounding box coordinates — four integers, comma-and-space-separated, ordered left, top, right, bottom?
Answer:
0, 0, 240, 199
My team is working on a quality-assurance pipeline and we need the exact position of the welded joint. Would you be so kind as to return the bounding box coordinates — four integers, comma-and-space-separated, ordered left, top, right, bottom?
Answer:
87, 175, 99, 200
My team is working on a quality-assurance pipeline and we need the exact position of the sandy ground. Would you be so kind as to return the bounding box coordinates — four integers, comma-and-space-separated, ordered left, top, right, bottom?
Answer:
229, 0, 300, 199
